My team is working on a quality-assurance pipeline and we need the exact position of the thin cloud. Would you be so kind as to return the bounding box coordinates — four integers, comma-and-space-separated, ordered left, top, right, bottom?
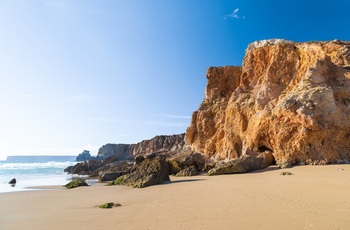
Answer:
224, 8, 245, 20
154, 114, 192, 119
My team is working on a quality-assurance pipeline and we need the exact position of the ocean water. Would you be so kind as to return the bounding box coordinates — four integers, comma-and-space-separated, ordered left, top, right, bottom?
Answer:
0, 157, 79, 193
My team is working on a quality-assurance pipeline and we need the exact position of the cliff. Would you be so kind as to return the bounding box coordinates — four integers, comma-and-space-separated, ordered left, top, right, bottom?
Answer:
130, 133, 186, 156
97, 144, 133, 160
186, 39, 350, 167
96, 133, 186, 160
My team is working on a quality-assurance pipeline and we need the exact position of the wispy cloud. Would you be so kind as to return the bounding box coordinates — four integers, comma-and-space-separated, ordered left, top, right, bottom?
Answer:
153, 114, 192, 119
224, 8, 245, 20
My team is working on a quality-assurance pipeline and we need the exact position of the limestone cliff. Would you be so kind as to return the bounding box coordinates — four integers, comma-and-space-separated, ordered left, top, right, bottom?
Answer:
130, 133, 187, 156
96, 134, 186, 160
186, 39, 350, 167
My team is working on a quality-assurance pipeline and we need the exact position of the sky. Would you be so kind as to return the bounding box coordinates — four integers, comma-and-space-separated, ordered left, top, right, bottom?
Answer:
1, 0, 350, 160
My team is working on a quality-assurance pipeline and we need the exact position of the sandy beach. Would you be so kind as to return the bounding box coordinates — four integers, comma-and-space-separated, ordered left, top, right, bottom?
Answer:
1, 165, 350, 230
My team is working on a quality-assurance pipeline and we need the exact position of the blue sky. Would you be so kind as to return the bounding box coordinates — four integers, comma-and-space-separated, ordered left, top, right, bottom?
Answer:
0, 0, 349, 159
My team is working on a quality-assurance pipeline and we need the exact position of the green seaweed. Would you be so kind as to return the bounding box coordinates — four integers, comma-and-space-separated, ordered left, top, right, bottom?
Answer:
64, 179, 88, 189
113, 175, 126, 185
99, 202, 122, 208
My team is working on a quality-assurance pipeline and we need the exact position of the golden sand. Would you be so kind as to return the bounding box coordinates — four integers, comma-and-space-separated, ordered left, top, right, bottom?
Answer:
1, 165, 350, 230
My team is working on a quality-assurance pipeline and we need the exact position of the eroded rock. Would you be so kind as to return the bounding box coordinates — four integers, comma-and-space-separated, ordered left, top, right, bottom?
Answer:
111, 155, 170, 188
186, 39, 350, 167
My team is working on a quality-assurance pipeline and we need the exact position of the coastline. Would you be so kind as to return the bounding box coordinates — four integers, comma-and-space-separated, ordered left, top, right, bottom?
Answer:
1, 165, 350, 230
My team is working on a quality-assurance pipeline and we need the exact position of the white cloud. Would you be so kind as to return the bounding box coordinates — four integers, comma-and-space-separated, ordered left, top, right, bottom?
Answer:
225, 8, 244, 20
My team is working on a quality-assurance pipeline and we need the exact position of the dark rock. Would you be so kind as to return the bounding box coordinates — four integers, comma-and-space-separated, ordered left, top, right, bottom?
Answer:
99, 202, 122, 209
64, 179, 88, 189
207, 152, 274, 176
175, 166, 198, 177
111, 155, 170, 188
64, 166, 73, 173
98, 171, 126, 182
167, 151, 205, 174
76, 150, 93, 162
8, 178, 16, 184
102, 156, 118, 164
93, 160, 135, 178
135, 155, 145, 165
280, 171, 294, 176
69, 159, 104, 175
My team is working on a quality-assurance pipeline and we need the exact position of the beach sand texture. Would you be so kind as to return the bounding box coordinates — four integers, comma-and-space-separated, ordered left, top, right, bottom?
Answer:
1, 165, 350, 230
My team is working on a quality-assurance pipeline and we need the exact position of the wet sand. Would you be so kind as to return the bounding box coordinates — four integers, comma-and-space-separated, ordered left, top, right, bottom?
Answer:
1, 165, 350, 230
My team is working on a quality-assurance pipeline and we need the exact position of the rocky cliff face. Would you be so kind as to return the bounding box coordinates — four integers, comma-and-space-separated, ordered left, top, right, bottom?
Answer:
97, 144, 133, 160
96, 133, 186, 160
186, 39, 350, 167
130, 133, 187, 156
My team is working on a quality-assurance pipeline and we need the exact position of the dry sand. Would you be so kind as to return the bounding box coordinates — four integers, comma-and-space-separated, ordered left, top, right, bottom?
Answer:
1, 165, 350, 230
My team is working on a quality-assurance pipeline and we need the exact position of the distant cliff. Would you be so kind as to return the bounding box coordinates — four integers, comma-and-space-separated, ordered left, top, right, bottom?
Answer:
96, 133, 187, 160
186, 39, 350, 167
97, 144, 133, 160
130, 133, 186, 156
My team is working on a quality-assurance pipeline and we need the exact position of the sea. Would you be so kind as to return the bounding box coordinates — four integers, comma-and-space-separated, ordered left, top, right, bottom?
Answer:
0, 156, 85, 193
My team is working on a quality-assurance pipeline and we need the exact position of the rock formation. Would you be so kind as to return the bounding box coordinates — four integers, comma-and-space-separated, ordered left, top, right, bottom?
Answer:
186, 39, 350, 167
76, 150, 93, 162
97, 144, 133, 160
130, 133, 187, 156
175, 166, 198, 177
167, 151, 205, 174
96, 133, 186, 160
111, 154, 170, 188
207, 151, 274, 176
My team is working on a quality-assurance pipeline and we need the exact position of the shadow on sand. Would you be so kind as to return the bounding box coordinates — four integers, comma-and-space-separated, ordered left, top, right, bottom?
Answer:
249, 165, 281, 174
162, 178, 206, 185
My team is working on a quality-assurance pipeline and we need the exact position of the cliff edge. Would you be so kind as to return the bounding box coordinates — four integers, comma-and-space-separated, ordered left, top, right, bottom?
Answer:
186, 39, 350, 167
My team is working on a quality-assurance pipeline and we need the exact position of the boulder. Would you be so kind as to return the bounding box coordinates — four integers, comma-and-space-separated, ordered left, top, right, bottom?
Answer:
98, 171, 126, 182
68, 159, 104, 175
175, 166, 198, 177
111, 155, 170, 188
93, 160, 135, 178
64, 166, 73, 173
167, 151, 205, 174
99, 202, 122, 209
207, 151, 274, 176
64, 179, 88, 189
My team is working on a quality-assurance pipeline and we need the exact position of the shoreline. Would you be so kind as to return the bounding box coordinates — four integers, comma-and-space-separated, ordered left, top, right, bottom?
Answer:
1, 165, 350, 230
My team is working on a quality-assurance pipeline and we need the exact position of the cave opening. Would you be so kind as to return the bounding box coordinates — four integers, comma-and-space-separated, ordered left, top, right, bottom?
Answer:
258, 145, 273, 152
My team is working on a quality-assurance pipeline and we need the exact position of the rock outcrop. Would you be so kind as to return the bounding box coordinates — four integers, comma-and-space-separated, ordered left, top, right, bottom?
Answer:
76, 150, 93, 162
207, 151, 275, 176
97, 144, 133, 160
111, 154, 170, 188
186, 39, 350, 167
167, 151, 205, 174
175, 166, 198, 177
130, 133, 187, 156
95, 134, 186, 160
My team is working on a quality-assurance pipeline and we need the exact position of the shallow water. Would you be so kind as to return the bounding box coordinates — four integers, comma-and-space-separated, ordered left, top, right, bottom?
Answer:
0, 161, 76, 193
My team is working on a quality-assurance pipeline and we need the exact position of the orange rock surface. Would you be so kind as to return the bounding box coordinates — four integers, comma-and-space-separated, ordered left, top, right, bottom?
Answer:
186, 39, 350, 167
